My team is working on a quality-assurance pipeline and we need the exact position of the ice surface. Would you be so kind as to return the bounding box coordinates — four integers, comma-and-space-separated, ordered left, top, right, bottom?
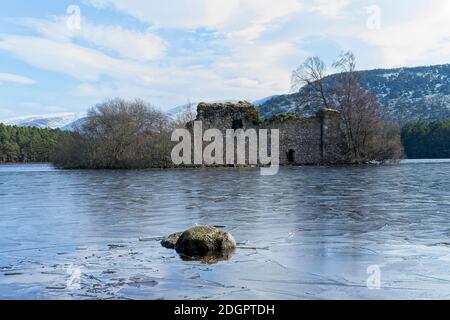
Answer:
0, 163, 449, 299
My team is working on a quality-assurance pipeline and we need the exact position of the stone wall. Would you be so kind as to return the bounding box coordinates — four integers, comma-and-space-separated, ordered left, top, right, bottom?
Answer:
262, 116, 322, 165
196, 101, 261, 130
191, 101, 346, 165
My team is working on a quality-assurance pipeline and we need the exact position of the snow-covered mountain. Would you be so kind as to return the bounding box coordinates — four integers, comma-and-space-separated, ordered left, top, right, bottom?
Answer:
2, 112, 86, 130
165, 100, 244, 120
166, 103, 197, 120
252, 95, 279, 107
258, 64, 450, 125
166, 99, 269, 119
61, 117, 88, 131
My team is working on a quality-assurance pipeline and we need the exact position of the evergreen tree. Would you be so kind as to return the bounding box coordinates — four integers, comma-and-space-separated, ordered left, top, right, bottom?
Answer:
401, 120, 450, 159
0, 124, 66, 163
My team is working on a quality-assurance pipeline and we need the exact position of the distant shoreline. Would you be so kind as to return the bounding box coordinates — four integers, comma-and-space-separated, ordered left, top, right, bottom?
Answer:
2, 160, 450, 168
0, 162, 51, 165
400, 159, 450, 164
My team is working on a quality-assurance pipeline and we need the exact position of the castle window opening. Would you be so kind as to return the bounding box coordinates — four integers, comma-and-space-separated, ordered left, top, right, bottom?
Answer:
232, 119, 243, 130
287, 149, 295, 163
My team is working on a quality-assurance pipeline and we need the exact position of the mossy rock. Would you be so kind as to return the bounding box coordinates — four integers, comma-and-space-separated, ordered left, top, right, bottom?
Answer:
266, 112, 302, 123
197, 101, 254, 110
174, 226, 236, 256
248, 108, 263, 125
161, 232, 183, 249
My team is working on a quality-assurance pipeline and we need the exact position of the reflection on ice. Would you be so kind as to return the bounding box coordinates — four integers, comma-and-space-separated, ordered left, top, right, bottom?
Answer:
0, 163, 449, 299
178, 250, 235, 265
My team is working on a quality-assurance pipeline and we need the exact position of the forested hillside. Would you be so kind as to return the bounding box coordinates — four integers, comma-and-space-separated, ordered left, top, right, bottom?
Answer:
401, 120, 450, 159
0, 124, 63, 163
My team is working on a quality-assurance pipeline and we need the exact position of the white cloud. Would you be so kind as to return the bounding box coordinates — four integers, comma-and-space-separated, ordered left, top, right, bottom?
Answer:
311, 0, 352, 17
0, 0, 302, 108
79, 24, 166, 61
86, 0, 302, 40
358, 0, 450, 67
20, 17, 166, 62
226, 77, 260, 88
0, 72, 35, 85
0, 35, 163, 83
8, 0, 450, 115
16, 103, 66, 115
215, 41, 301, 92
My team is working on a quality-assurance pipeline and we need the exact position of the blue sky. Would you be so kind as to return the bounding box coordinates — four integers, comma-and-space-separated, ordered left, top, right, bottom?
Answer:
0, 0, 449, 119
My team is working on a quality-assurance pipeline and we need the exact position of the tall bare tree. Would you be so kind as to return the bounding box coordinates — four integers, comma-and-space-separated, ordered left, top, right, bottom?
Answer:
332, 51, 403, 162
292, 51, 403, 163
291, 56, 330, 109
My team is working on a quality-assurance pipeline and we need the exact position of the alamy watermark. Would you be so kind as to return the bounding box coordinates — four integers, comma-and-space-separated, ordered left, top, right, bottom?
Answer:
66, 264, 82, 290
366, 265, 381, 290
171, 121, 280, 176
66, 5, 81, 31
366, 5, 382, 30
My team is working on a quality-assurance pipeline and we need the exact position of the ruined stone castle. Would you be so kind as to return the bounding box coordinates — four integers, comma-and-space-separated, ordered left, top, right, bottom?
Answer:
192, 101, 347, 165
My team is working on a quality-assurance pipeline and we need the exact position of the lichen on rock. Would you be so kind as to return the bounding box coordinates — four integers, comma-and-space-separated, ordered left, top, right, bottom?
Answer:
176, 226, 236, 256
161, 226, 236, 258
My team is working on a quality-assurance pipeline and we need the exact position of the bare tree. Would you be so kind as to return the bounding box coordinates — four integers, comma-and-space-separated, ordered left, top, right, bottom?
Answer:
331, 51, 403, 162
333, 51, 356, 73
292, 51, 403, 163
54, 98, 174, 169
291, 56, 330, 109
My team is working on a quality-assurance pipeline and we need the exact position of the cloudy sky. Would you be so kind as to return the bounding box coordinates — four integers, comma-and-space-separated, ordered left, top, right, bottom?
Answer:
0, 0, 449, 119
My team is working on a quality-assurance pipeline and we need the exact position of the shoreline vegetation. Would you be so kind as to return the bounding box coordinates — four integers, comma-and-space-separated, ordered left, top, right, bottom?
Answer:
1, 53, 448, 168
0, 124, 63, 164
401, 120, 450, 159
0, 116, 448, 167
51, 52, 404, 170
50, 97, 403, 170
